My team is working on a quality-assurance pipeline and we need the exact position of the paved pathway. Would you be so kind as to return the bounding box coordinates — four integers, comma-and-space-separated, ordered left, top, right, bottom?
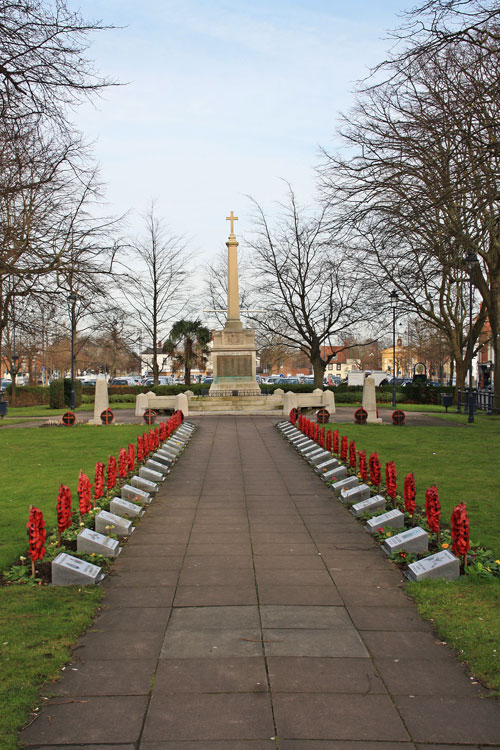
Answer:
21, 416, 500, 749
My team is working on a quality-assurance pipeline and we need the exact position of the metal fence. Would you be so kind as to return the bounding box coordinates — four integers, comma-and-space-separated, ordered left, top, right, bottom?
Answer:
457, 388, 500, 415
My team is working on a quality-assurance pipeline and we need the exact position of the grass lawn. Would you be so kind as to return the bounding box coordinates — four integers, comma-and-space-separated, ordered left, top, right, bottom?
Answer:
2, 401, 135, 419
324, 413, 500, 555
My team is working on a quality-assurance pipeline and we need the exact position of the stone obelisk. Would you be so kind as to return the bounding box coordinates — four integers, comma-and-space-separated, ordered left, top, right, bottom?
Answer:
209, 212, 261, 396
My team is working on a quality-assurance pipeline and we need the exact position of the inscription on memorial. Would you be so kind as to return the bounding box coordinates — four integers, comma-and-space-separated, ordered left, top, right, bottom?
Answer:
218, 355, 252, 377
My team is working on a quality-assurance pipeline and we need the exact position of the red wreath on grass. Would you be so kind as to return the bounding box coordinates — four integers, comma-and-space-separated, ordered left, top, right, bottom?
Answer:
26, 505, 46, 575
340, 435, 348, 463
369, 452, 381, 489
94, 462, 105, 504
118, 448, 128, 480
451, 502, 470, 563
385, 461, 397, 503
56, 484, 72, 543
404, 473, 416, 518
77, 471, 92, 517
127, 443, 135, 473
332, 429, 339, 455
349, 440, 357, 470
425, 485, 441, 541
107, 455, 117, 492
358, 450, 367, 482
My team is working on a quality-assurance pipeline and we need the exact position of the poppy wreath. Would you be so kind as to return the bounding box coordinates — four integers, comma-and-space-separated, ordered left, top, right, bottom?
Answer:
332, 429, 339, 455
56, 484, 73, 541
369, 452, 381, 489
349, 440, 357, 470
451, 502, 470, 560
319, 427, 325, 448
403, 473, 416, 517
94, 462, 105, 503
137, 434, 144, 462
107, 455, 117, 491
127, 443, 135, 473
118, 448, 128, 479
340, 435, 348, 463
77, 471, 92, 517
358, 450, 367, 481
326, 430, 332, 453
385, 461, 397, 503
425, 485, 441, 540
27, 506, 46, 564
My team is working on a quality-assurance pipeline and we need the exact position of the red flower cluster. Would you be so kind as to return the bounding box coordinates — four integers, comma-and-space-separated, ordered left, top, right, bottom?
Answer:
77, 471, 92, 517
385, 461, 397, 502
289, 408, 297, 426
159, 421, 167, 441
358, 450, 367, 481
369, 452, 381, 488
425, 485, 441, 534
326, 430, 332, 453
340, 435, 348, 462
403, 473, 416, 517
137, 435, 144, 462
127, 443, 135, 473
94, 462, 105, 502
107, 456, 117, 491
319, 427, 325, 448
57, 484, 73, 534
118, 448, 128, 479
27, 506, 46, 562
451, 502, 470, 558
332, 429, 339, 454
349, 440, 357, 470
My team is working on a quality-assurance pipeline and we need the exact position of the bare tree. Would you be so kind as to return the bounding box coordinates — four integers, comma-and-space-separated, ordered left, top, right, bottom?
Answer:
120, 205, 191, 386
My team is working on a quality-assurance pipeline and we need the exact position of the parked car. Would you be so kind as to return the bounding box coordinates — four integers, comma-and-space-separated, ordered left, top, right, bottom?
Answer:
82, 378, 97, 387
141, 376, 173, 387
202, 376, 213, 384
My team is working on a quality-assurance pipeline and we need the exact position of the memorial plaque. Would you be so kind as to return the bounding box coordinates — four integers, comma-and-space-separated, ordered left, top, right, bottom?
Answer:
301, 445, 323, 457
131, 475, 159, 494
157, 448, 178, 461
292, 437, 314, 447
218, 355, 252, 377
406, 549, 460, 582
139, 466, 164, 483
52, 552, 104, 586
332, 476, 359, 497
365, 509, 405, 534
146, 459, 169, 475
308, 450, 332, 465
382, 526, 429, 555
341, 483, 371, 504
121, 484, 152, 504
77, 528, 121, 558
351, 494, 386, 517
95, 509, 135, 537
110, 497, 145, 519
315, 458, 339, 473
151, 453, 173, 468
323, 465, 348, 482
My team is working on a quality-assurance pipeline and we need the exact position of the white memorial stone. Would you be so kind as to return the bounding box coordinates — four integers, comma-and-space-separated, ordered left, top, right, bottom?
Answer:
52, 552, 104, 586
95, 509, 135, 537
382, 526, 429, 555
292, 437, 314, 448
139, 466, 164, 483
175, 392, 189, 416
308, 450, 332, 465
146, 459, 169, 475
88, 375, 109, 424
315, 457, 338, 473
157, 448, 177, 462
301, 445, 323, 457
135, 391, 148, 417
341, 483, 371, 504
351, 494, 386, 517
365, 509, 405, 534
110, 497, 145, 518
77, 528, 121, 558
131, 475, 159, 494
362, 376, 382, 423
332, 476, 359, 496
121, 484, 152, 504
151, 453, 173, 468
406, 549, 460, 582
323, 465, 348, 482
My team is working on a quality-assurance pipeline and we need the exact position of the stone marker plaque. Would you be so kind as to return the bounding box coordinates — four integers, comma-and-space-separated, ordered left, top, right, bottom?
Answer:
218, 354, 252, 377
95, 509, 135, 537
77, 528, 121, 558
406, 549, 460, 582
157, 449, 178, 462
139, 466, 164, 483
332, 476, 359, 497
323, 465, 348, 482
121, 484, 152, 504
365, 509, 405, 534
160, 444, 181, 457
301, 445, 324, 457
382, 526, 429, 555
293, 438, 314, 448
341, 483, 371, 504
52, 552, 104, 586
315, 457, 339, 473
351, 494, 386, 517
151, 453, 173, 468
146, 459, 169, 475
131, 475, 159, 494
308, 450, 332, 465
110, 497, 145, 519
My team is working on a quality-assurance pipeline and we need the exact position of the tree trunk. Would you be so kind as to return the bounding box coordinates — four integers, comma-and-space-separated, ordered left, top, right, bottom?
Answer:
310, 350, 326, 390
454, 358, 468, 399
184, 336, 193, 386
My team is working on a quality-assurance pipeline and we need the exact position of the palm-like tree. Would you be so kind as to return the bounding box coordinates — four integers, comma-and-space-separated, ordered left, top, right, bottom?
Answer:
163, 319, 210, 386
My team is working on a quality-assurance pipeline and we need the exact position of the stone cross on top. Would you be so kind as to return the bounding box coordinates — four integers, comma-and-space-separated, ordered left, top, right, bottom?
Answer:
226, 211, 238, 236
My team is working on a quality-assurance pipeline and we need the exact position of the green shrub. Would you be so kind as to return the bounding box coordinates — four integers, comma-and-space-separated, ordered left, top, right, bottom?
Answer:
49, 379, 82, 409
3, 384, 50, 406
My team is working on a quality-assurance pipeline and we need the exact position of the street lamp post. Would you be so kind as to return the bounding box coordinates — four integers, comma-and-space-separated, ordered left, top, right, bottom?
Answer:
390, 290, 399, 407
68, 293, 77, 411
465, 251, 478, 424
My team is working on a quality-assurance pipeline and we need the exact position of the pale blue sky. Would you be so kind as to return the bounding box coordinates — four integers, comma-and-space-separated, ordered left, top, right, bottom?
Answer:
69, 0, 410, 260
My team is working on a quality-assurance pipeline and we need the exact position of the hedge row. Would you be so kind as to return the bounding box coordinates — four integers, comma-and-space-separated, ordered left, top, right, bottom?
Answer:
49, 378, 83, 409
3, 385, 50, 406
